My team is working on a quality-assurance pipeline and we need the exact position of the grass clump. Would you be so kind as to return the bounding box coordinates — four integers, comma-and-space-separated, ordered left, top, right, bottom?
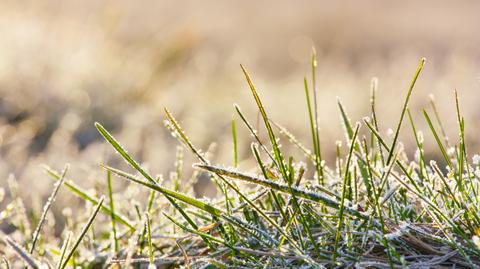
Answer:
3, 53, 480, 268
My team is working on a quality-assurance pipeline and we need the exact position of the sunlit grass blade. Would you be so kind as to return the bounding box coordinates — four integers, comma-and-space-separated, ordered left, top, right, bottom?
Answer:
423, 110, 453, 169
454, 90, 477, 201
176, 240, 190, 269
101, 164, 224, 217
59, 196, 105, 269
240, 64, 288, 180
145, 213, 154, 266
163, 109, 208, 164
55, 232, 71, 269
43, 165, 134, 230
30, 164, 69, 254
369, 77, 385, 165
429, 95, 451, 147
407, 109, 429, 182
304, 78, 324, 184
454, 90, 478, 203
234, 104, 276, 164
386, 57, 425, 165
309, 48, 324, 183
2, 257, 10, 269
163, 213, 227, 246
333, 123, 360, 262
337, 100, 373, 200
232, 117, 238, 168
194, 164, 375, 223
95, 122, 158, 185
4, 236, 40, 269
272, 120, 316, 163
106, 170, 119, 255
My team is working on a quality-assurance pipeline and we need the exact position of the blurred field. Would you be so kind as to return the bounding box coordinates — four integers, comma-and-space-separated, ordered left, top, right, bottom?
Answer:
1, 0, 480, 204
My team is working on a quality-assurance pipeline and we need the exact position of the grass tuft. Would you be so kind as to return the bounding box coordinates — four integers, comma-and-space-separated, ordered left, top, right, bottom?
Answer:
4, 56, 480, 268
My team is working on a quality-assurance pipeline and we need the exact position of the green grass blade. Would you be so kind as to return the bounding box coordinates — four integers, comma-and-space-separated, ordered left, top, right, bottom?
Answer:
337, 99, 354, 139
60, 196, 105, 269
386, 58, 425, 165
43, 166, 134, 231
423, 110, 453, 169
310, 49, 324, 183
30, 164, 69, 254
2, 256, 10, 269
429, 95, 450, 148
232, 117, 238, 168
194, 164, 375, 223
407, 109, 429, 182
272, 120, 316, 164
55, 232, 71, 269
333, 123, 360, 262
102, 164, 224, 217
106, 170, 119, 255
95, 122, 158, 185
163, 213, 226, 245
304, 78, 324, 184
454, 90, 477, 201
4, 236, 40, 269
337, 100, 373, 200
234, 104, 276, 164
145, 213, 154, 266
240, 64, 288, 180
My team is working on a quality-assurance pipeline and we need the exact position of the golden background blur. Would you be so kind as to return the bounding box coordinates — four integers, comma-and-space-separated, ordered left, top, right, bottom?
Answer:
1, 0, 479, 200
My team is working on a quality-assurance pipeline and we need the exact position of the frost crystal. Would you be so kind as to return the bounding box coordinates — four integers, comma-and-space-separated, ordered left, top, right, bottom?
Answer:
447, 147, 455, 157
474, 168, 480, 179
473, 236, 480, 249
414, 149, 421, 162
387, 128, 394, 138
473, 154, 480, 166
417, 131, 424, 144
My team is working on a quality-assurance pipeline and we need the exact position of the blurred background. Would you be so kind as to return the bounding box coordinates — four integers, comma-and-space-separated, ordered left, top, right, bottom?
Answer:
1, 0, 480, 202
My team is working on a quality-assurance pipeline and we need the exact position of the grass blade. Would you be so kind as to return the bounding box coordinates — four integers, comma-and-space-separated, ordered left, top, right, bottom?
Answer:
386, 57, 425, 165
95, 122, 157, 185
240, 64, 288, 180
4, 236, 40, 269
423, 110, 453, 169
106, 170, 119, 255
55, 232, 71, 269
309, 49, 324, 183
304, 78, 324, 184
101, 164, 224, 217
43, 166, 134, 231
145, 213, 154, 266
60, 196, 105, 269
232, 117, 238, 168
333, 123, 360, 262
234, 104, 276, 164
30, 164, 69, 254
194, 164, 374, 223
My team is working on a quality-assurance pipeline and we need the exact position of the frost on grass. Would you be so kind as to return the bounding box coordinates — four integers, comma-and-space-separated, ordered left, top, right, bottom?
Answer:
3, 57, 480, 268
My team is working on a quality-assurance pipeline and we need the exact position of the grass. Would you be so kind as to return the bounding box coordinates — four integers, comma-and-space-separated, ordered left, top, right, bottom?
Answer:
2, 53, 480, 268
